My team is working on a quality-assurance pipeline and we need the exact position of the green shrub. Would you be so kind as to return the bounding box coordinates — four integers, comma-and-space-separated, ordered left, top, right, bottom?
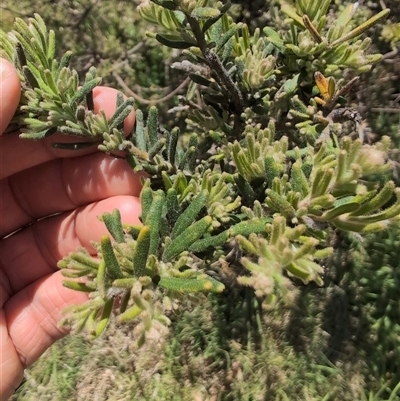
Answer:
2, 0, 400, 399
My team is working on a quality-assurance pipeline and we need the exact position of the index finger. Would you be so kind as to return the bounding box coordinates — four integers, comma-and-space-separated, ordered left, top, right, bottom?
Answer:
0, 86, 136, 180
0, 59, 21, 135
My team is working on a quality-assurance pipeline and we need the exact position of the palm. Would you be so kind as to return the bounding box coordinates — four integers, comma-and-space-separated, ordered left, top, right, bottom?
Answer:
0, 60, 141, 400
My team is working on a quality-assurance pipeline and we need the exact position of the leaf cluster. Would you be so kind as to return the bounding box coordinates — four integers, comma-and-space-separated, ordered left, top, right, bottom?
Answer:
1, 1, 399, 342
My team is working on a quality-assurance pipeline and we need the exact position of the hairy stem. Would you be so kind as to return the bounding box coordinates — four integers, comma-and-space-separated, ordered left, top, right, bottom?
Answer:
186, 14, 245, 137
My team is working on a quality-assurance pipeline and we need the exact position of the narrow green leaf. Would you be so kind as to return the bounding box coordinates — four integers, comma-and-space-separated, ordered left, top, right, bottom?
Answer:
351, 189, 378, 207
113, 278, 137, 288
16, 41, 27, 68
97, 259, 107, 299
331, 217, 367, 232
100, 209, 125, 243
158, 275, 224, 293
264, 27, 286, 51
56, 51, 73, 80
311, 168, 334, 198
22, 65, 39, 88
270, 215, 286, 245
70, 78, 102, 104
67, 252, 100, 270
178, 146, 196, 171
350, 181, 395, 216
164, 216, 213, 261
360, 221, 389, 234
348, 193, 400, 223
133, 226, 151, 277
155, 33, 193, 49
31, 13, 47, 39
286, 261, 312, 282
159, 172, 172, 192
166, 188, 181, 228
265, 155, 282, 184
108, 98, 135, 130
281, 2, 305, 27
307, 194, 335, 210
93, 298, 113, 337
234, 174, 255, 202
27, 16, 49, 62
13, 21, 38, 59
140, 180, 153, 223
148, 138, 166, 159
320, 202, 360, 221
171, 189, 208, 238
291, 161, 310, 197
266, 189, 296, 216
188, 230, 229, 252
100, 235, 123, 280
202, 2, 230, 33
145, 190, 165, 256
124, 224, 142, 239
134, 109, 146, 151
147, 106, 159, 147
216, 23, 242, 53
330, 9, 390, 47
61, 267, 95, 278
118, 304, 143, 322
279, 73, 302, 99
43, 68, 58, 94
229, 217, 270, 236
20, 126, 58, 139
62, 281, 96, 292
335, 150, 347, 184
189, 73, 214, 86
167, 127, 179, 165
47, 29, 56, 61
191, 7, 221, 20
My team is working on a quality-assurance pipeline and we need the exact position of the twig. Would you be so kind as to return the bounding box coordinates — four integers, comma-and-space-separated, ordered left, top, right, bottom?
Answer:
185, 14, 245, 138
109, 42, 144, 72
112, 72, 190, 105
73, 3, 95, 29
382, 48, 399, 60
370, 107, 400, 113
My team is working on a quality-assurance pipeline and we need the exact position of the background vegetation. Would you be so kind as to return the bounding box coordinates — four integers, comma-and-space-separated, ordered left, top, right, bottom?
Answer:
1, 0, 400, 399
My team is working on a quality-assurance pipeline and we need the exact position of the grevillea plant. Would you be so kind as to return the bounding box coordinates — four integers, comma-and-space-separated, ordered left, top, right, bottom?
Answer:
0, 0, 396, 344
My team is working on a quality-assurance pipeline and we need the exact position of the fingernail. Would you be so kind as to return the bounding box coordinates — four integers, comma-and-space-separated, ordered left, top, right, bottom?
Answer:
0, 59, 13, 80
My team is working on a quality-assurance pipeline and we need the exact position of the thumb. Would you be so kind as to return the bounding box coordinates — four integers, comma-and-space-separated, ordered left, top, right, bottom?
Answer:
0, 58, 21, 135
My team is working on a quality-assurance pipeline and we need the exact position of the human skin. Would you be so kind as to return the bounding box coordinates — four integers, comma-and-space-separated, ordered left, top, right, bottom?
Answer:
0, 58, 142, 399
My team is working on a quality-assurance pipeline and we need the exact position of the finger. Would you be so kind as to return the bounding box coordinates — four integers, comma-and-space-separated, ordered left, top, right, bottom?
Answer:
0, 59, 21, 135
0, 86, 136, 180
0, 195, 142, 296
1, 152, 144, 238
1, 270, 88, 399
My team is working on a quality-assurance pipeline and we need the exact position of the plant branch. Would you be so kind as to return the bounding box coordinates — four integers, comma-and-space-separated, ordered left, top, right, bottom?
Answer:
113, 72, 190, 105
186, 14, 245, 137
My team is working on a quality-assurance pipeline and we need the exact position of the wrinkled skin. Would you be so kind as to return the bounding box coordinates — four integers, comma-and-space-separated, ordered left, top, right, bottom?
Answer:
0, 58, 142, 400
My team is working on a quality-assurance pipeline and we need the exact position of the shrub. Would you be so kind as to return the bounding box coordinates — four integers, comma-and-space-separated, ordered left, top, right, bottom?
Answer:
2, 0, 400, 399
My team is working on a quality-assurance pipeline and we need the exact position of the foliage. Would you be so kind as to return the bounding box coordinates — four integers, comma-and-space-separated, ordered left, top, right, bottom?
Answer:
10, 287, 400, 400
0, 0, 395, 339
1, 0, 400, 399
0, 0, 183, 115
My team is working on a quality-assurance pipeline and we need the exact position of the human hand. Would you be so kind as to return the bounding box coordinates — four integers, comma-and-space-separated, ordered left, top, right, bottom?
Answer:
0, 58, 142, 400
